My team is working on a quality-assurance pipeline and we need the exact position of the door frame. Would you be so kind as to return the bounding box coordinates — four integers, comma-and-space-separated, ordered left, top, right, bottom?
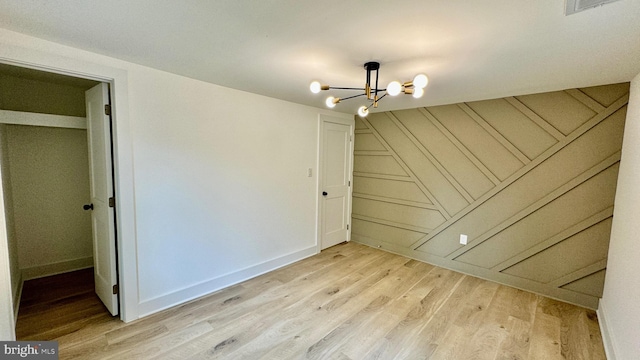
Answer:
316, 113, 355, 253
0, 46, 139, 327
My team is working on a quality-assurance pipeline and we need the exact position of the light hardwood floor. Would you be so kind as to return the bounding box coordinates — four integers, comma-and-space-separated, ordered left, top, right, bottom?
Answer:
16, 242, 606, 359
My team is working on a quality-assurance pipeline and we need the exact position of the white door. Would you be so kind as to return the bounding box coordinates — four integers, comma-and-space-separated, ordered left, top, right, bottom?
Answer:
320, 118, 353, 250
85, 83, 119, 316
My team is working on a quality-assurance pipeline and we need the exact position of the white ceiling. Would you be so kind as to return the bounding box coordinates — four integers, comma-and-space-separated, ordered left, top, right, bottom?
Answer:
0, 0, 639, 114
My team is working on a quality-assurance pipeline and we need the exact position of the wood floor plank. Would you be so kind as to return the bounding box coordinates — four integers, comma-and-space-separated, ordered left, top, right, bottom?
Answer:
305, 294, 394, 360
217, 252, 401, 360
15, 242, 606, 360
426, 279, 503, 359
155, 248, 390, 359
320, 263, 438, 358
455, 285, 516, 360
395, 275, 485, 359
220, 252, 403, 359
495, 316, 533, 360
253, 254, 411, 360
535, 297, 606, 360
340, 292, 422, 359
362, 267, 465, 359
104, 321, 214, 360
528, 309, 563, 360
586, 311, 607, 359
508, 288, 538, 323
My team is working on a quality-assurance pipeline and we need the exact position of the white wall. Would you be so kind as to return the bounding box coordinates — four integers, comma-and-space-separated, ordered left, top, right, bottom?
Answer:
599, 72, 640, 359
128, 66, 331, 314
0, 27, 351, 337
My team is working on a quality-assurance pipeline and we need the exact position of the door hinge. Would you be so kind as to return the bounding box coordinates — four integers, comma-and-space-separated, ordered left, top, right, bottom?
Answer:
348, 181, 351, 187
105, 104, 112, 116
347, 224, 349, 230
109, 197, 115, 208
112, 284, 119, 295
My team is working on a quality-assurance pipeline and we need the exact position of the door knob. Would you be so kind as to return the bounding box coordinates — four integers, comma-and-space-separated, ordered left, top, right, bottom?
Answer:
322, 191, 328, 196
83, 203, 94, 211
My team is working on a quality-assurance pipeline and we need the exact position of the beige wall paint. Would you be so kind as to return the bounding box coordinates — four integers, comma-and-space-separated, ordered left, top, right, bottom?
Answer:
599, 74, 640, 359
5, 125, 93, 278
352, 83, 629, 309
0, 72, 90, 117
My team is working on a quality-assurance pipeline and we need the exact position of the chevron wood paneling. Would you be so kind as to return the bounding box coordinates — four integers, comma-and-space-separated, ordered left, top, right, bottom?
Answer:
351, 83, 629, 309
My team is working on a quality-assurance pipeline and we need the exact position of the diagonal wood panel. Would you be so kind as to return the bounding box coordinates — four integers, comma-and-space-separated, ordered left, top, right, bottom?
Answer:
418, 107, 502, 185
366, 113, 469, 216
465, 98, 559, 159
561, 270, 606, 298
515, 90, 597, 135
386, 111, 475, 203
426, 104, 525, 180
457, 102, 531, 164
359, 117, 451, 219
352, 83, 630, 309
501, 218, 612, 283
445, 155, 620, 260
353, 176, 432, 205
392, 108, 496, 198
412, 95, 628, 250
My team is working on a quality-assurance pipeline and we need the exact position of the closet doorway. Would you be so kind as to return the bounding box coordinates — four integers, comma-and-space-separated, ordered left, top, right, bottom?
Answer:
0, 63, 119, 337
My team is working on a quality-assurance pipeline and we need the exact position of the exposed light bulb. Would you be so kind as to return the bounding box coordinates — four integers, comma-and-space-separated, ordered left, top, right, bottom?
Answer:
413, 74, 429, 89
310, 81, 322, 94
413, 87, 424, 99
357, 106, 369, 117
325, 96, 338, 108
387, 81, 401, 96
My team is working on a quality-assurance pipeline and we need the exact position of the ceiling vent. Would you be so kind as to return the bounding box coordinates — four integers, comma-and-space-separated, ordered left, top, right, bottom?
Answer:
565, 0, 623, 15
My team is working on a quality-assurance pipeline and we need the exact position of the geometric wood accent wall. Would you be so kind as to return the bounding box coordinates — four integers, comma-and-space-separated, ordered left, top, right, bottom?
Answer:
351, 83, 629, 309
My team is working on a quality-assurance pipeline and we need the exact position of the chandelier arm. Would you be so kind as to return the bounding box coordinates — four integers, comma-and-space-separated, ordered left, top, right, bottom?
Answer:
339, 93, 368, 102
361, 92, 389, 111
375, 92, 388, 107
328, 86, 367, 91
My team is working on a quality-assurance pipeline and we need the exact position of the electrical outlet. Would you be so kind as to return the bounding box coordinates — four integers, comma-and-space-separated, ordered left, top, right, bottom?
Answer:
308, 168, 313, 177
460, 234, 468, 245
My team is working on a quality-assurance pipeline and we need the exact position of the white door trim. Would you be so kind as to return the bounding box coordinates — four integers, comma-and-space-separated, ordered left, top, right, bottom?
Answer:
0, 47, 139, 324
316, 113, 355, 253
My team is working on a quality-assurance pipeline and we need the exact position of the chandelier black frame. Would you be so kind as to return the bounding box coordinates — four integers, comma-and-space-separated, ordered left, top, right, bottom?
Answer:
310, 61, 428, 117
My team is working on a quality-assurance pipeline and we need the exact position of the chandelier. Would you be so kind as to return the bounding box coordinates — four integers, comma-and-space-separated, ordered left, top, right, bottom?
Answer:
309, 61, 428, 117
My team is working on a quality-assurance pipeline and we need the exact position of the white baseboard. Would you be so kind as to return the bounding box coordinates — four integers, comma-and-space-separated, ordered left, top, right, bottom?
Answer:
21, 256, 94, 281
138, 245, 318, 317
597, 298, 616, 360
